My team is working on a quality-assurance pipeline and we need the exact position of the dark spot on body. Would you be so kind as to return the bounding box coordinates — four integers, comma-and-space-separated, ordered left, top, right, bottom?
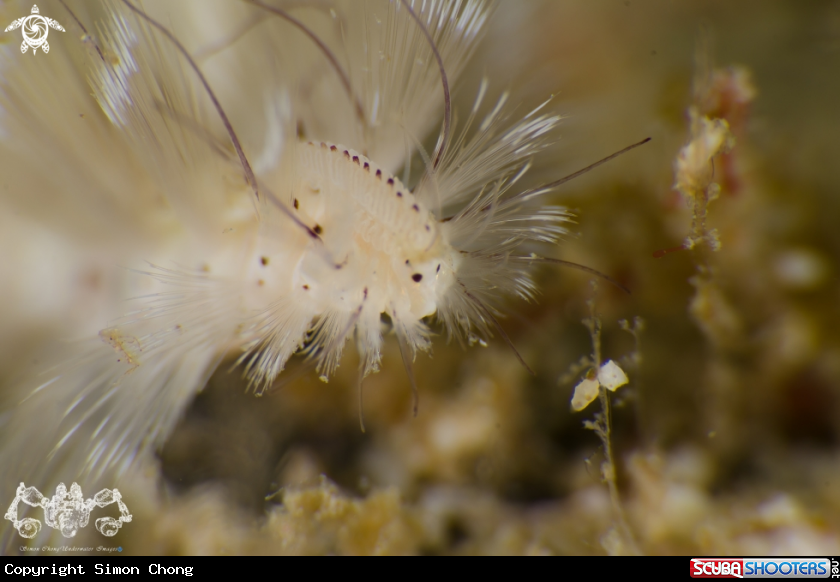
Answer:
293, 198, 299, 209
258, 279, 265, 286
353, 156, 360, 164
412, 273, 423, 282
412, 204, 420, 212
81, 268, 102, 292
387, 178, 394, 186
330, 145, 337, 151
343, 150, 350, 159
425, 225, 430, 231
364, 162, 370, 171
260, 256, 269, 266
376, 169, 382, 179
397, 191, 403, 197
303, 284, 310, 290
313, 224, 323, 235
436, 264, 441, 273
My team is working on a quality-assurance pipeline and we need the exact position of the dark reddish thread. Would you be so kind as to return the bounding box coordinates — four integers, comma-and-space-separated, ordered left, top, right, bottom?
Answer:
653, 245, 687, 259
245, 0, 365, 126
400, 0, 450, 170
519, 137, 652, 199
120, 0, 259, 201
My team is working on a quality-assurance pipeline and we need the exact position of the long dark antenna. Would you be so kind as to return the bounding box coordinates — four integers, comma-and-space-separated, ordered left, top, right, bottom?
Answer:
461, 287, 535, 376
58, 0, 106, 63
244, 0, 365, 126
510, 255, 631, 295
120, 0, 260, 202
441, 137, 653, 222
396, 331, 421, 418
520, 137, 651, 199
356, 362, 367, 433
400, 0, 451, 170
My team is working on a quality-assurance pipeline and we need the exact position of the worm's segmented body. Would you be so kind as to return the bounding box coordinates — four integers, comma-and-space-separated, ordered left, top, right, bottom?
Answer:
241, 141, 457, 388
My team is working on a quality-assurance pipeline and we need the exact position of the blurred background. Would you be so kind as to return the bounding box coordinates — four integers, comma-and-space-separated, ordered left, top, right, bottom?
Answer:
4, 0, 840, 555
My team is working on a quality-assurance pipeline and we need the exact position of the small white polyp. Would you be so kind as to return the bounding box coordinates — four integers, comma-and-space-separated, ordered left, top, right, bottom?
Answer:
597, 360, 629, 392
570, 360, 629, 412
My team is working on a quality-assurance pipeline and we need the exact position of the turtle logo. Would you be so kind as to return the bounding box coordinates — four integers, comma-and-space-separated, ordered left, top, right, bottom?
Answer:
4, 5, 65, 55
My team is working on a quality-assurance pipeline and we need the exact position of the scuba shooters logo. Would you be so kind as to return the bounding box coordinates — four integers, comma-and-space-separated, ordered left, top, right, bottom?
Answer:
690, 558, 834, 578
